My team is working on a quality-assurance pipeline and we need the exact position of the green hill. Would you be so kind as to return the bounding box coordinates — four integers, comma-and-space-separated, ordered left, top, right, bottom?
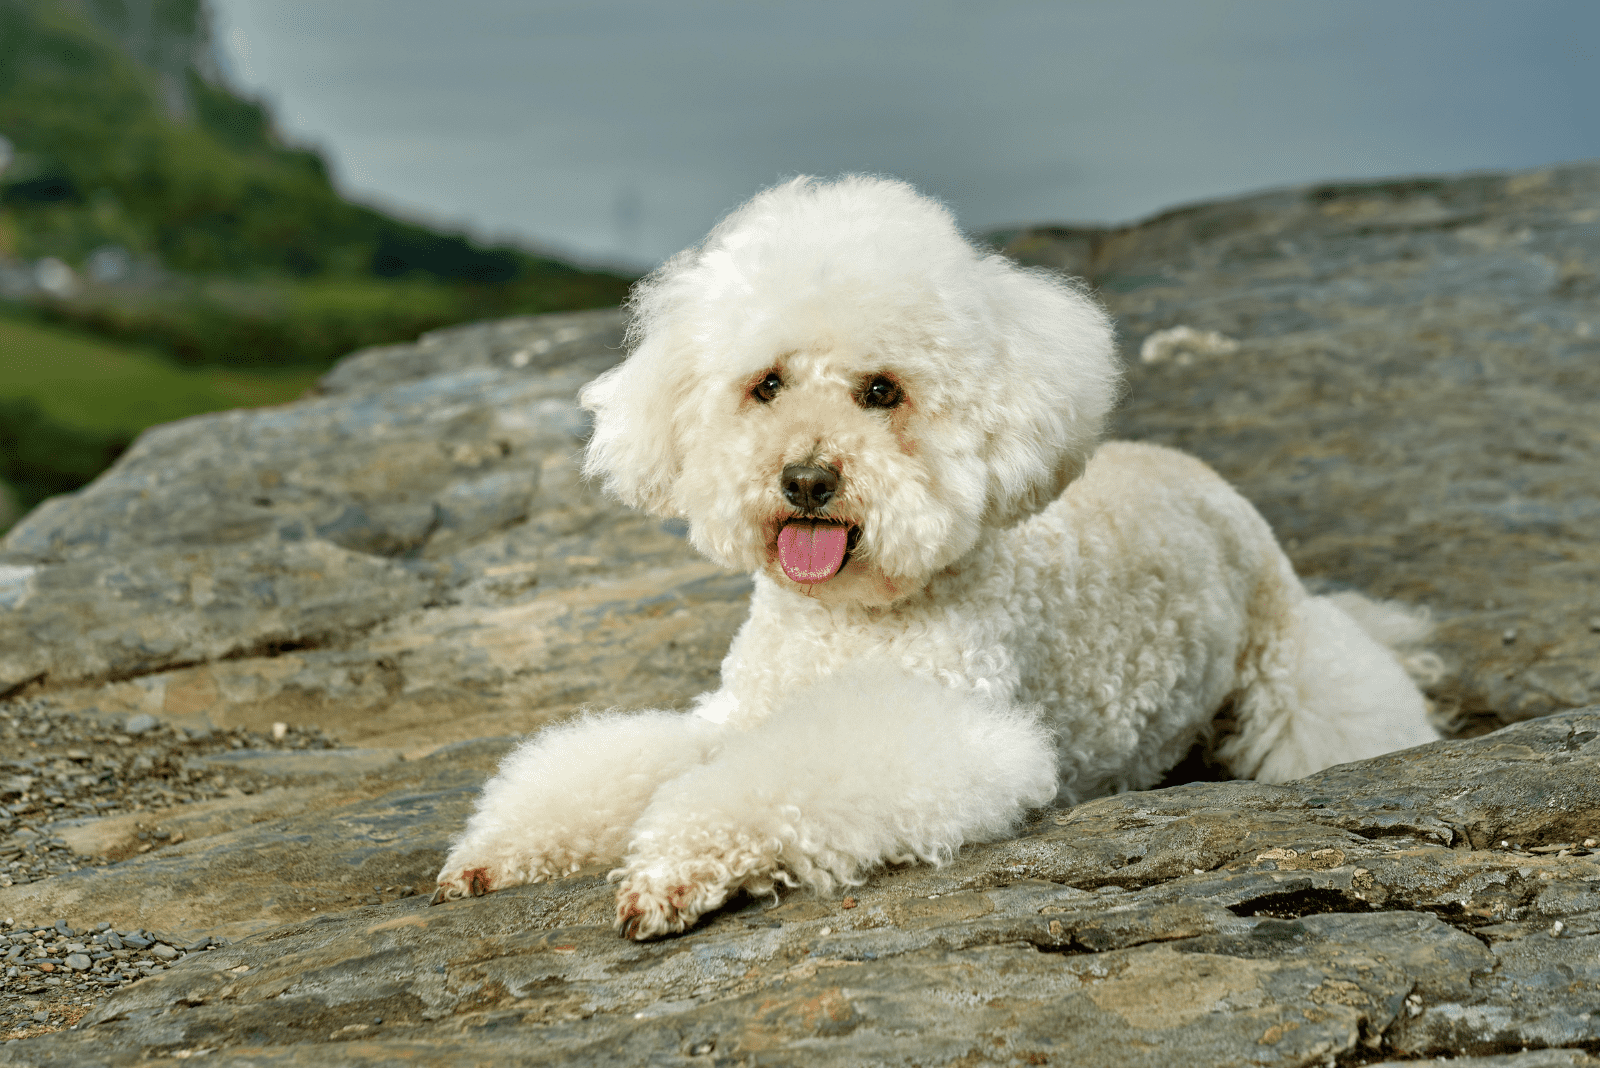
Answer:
0, 0, 634, 529
0, 0, 632, 368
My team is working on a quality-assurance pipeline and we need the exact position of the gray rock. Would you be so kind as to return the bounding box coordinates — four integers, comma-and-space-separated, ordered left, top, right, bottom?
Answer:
0, 708, 1592, 1066
314, 308, 627, 396
1374, 1056, 1600, 1068
997, 162, 1600, 732
0, 306, 740, 752
121, 714, 157, 736
1, 162, 1598, 1063
5, 736, 515, 943
188, 747, 403, 783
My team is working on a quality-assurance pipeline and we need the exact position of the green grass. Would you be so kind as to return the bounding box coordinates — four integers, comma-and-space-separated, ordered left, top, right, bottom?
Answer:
0, 312, 320, 436
0, 312, 325, 527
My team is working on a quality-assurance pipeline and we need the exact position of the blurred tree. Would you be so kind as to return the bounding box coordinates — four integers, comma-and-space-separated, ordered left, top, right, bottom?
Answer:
0, 395, 130, 512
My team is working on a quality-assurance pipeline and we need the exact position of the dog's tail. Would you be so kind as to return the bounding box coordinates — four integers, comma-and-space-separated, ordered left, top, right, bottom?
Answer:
1319, 591, 1446, 688
1224, 590, 1444, 784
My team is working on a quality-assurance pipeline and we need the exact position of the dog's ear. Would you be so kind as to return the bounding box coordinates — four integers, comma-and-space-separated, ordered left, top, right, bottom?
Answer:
977, 260, 1121, 529
580, 314, 693, 517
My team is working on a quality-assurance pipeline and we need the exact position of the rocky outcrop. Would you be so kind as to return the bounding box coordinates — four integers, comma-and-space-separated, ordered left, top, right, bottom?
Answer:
0, 162, 1596, 1064
4, 710, 1600, 1066
0, 310, 748, 753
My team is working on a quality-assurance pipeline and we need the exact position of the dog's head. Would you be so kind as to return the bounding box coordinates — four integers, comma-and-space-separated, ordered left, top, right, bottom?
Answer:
581, 175, 1119, 606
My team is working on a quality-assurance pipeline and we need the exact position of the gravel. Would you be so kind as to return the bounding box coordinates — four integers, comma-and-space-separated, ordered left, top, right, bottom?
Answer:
0, 918, 224, 1039
0, 697, 346, 1038
0, 696, 343, 868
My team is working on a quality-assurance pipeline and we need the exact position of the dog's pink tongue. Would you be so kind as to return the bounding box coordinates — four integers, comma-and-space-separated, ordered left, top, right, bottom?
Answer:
777, 521, 849, 584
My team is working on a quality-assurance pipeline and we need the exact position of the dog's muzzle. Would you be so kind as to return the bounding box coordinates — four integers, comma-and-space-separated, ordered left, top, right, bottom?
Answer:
776, 465, 857, 584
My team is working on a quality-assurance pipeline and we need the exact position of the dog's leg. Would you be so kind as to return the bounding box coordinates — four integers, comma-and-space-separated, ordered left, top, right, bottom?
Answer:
612, 669, 1057, 939
433, 710, 721, 902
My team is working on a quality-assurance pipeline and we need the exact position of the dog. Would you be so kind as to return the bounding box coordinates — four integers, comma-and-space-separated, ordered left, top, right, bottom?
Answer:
433, 175, 1440, 939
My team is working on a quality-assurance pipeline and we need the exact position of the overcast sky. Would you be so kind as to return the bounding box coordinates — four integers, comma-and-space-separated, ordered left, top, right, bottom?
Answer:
208, 0, 1600, 270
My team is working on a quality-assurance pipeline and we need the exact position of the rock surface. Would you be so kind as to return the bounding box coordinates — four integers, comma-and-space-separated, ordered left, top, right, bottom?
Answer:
0, 308, 747, 753
1000, 164, 1600, 732
3, 710, 1600, 1066
0, 162, 1595, 1063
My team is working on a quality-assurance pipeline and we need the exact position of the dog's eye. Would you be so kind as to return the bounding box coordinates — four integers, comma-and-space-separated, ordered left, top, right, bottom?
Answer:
859, 375, 904, 410
751, 372, 782, 403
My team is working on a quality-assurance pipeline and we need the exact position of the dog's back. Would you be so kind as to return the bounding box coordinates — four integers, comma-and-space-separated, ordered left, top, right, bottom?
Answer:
1006, 441, 1438, 793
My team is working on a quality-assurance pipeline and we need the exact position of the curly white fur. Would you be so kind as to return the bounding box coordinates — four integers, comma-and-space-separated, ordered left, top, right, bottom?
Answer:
435, 175, 1440, 938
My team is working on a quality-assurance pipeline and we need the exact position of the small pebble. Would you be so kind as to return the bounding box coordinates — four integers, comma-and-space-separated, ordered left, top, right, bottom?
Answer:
1585, 839, 1597, 848
841, 897, 857, 910
123, 713, 158, 736
1589, 617, 1600, 633
1502, 628, 1518, 644
1552, 920, 1565, 936
272, 722, 289, 741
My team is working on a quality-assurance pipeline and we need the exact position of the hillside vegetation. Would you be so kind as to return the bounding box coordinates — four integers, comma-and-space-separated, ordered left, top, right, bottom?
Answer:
0, 0, 633, 528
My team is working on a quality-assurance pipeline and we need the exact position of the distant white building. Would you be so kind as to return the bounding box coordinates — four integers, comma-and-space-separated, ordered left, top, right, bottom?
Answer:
87, 245, 132, 283
34, 257, 78, 298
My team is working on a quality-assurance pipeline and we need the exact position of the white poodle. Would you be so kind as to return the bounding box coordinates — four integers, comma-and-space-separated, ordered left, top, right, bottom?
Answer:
434, 175, 1439, 939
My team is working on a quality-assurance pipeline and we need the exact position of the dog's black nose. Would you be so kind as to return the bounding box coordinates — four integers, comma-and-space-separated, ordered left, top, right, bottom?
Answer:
781, 464, 839, 512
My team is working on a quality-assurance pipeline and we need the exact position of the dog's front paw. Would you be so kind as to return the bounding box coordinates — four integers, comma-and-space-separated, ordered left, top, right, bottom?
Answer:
432, 839, 598, 904
613, 865, 731, 940
431, 862, 502, 904
432, 850, 546, 905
